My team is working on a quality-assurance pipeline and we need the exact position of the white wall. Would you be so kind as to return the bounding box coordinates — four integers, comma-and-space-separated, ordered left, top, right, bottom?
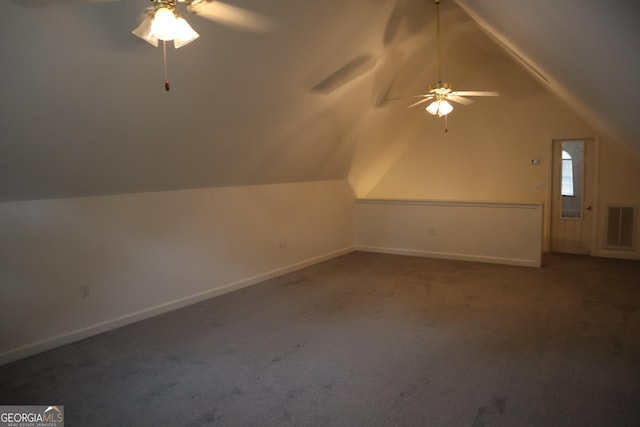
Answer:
0, 180, 354, 365
354, 199, 543, 267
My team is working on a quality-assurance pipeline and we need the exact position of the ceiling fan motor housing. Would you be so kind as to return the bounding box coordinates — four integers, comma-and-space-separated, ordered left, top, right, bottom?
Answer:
429, 81, 453, 94
153, 0, 177, 10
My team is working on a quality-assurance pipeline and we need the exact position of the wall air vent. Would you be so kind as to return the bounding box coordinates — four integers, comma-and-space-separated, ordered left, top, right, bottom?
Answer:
606, 206, 636, 249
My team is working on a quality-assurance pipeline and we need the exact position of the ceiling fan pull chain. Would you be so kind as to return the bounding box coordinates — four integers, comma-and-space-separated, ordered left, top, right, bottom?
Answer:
444, 113, 448, 133
163, 40, 170, 91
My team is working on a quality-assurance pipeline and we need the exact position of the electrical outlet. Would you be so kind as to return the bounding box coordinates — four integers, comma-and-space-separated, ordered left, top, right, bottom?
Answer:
81, 284, 90, 298
278, 238, 288, 249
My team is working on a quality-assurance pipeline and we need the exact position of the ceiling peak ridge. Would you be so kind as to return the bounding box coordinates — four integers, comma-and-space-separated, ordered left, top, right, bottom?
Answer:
452, 0, 640, 161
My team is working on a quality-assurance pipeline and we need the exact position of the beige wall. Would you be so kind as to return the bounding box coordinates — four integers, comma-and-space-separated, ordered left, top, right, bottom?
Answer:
594, 139, 640, 259
353, 62, 594, 202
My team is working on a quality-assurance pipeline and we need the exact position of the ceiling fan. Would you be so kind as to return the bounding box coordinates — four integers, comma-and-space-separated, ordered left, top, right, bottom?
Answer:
130, 0, 273, 90
132, 0, 273, 48
15, 0, 273, 90
397, 0, 498, 131
14, 0, 272, 34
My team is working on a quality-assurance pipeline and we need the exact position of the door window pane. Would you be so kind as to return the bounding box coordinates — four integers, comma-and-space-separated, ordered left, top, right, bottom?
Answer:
561, 150, 574, 196
561, 141, 584, 218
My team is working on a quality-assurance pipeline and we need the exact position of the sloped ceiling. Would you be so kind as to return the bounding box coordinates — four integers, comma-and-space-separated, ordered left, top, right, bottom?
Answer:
454, 0, 640, 159
0, 0, 638, 202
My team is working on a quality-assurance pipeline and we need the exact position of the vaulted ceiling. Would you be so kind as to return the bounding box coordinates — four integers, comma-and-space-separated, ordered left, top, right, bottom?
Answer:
1, 0, 638, 202
455, 0, 640, 159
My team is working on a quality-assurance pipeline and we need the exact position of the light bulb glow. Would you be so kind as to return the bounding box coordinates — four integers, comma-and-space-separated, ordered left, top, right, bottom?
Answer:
152, 7, 178, 41
438, 100, 453, 116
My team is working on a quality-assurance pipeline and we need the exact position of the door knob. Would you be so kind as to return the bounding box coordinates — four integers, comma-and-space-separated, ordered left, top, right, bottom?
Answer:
586, 205, 592, 210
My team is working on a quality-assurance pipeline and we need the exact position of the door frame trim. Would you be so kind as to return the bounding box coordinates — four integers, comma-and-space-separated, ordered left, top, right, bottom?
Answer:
590, 135, 601, 256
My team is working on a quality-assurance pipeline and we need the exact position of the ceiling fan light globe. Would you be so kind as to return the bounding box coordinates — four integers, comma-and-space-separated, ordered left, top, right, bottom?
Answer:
173, 16, 199, 48
426, 101, 439, 115
438, 100, 453, 116
132, 14, 159, 47
152, 7, 178, 41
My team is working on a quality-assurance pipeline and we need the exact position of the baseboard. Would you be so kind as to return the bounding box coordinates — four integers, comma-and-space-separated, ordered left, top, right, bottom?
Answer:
355, 246, 541, 268
0, 247, 354, 366
594, 249, 640, 261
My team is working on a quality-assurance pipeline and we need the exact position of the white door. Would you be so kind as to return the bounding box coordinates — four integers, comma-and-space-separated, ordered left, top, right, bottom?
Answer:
551, 139, 594, 254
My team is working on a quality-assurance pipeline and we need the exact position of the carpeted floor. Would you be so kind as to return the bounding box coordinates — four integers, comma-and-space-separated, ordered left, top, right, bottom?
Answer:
1, 252, 640, 426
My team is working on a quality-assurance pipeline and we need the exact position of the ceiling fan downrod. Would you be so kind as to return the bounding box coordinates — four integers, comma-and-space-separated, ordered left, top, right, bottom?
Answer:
434, 0, 442, 82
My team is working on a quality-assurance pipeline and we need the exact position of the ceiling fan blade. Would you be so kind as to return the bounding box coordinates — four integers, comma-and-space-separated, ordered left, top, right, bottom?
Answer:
188, 1, 274, 33
386, 94, 430, 102
452, 91, 499, 97
447, 95, 474, 105
12, 0, 116, 7
407, 96, 434, 109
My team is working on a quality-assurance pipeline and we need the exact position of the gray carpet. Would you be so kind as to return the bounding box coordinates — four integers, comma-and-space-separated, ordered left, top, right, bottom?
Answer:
1, 252, 640, 426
